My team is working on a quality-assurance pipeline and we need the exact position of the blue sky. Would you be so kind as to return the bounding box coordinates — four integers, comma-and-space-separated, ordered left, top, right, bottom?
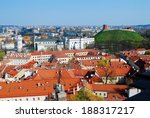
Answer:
0, 0, 150, 26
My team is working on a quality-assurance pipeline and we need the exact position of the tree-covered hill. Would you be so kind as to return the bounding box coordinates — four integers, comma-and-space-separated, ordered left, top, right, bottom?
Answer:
95, 30, 144, 43
95, 30, 144, 52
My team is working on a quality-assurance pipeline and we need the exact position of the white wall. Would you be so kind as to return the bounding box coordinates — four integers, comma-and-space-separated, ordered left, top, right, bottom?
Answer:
94, 91, 108, 98
0, 95, 48, 101
30, 54, 52, 63
8, 59, 29, 65
128, 88, 141, 98
34, 41, 57, 51
68, 38, 94, 50
2, 43, 15, 50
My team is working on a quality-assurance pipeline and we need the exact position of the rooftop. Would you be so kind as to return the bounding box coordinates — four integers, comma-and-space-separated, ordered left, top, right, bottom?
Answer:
85, 83, 128, 93
0, 78, 82, 98
34, 38, 58, 42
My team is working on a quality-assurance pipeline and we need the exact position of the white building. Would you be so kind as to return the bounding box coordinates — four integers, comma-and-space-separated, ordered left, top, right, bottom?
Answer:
16, 35, 23, 52
4, 53, 31, 65
30, 52, 53, 63
0, 95, 48, 101
34, 38, 58, 51
67, 37, 94, 50
1, 42, 15, 50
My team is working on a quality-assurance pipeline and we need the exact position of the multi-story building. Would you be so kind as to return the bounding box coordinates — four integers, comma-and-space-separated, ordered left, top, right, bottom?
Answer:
1, 42, 15, 50
4, 53, 31, 65
16, 35, 23, 52
34, 38, 58, 51
30, 52, 53, 63
67, 37, 94, 50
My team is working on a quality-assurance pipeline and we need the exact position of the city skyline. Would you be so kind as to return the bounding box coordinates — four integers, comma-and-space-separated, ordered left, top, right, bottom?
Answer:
0, 0, 150, 26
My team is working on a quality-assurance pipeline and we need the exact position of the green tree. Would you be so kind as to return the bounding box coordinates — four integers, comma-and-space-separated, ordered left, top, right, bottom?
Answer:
97, 59, 114, 84
71, 89, 103, 101
0, 51, 5, 61
97, 59, 110, 67
145, 50, 150, 55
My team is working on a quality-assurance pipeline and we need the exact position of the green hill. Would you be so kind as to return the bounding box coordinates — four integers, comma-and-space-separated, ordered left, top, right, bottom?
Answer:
95, 30, 144, 43
95, 30, 144, 52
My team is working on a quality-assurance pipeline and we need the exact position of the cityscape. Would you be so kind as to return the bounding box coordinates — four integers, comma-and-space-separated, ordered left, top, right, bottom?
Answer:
0, 0, 150, 101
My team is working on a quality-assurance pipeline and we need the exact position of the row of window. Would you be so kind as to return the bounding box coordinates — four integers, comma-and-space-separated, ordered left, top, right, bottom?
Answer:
77, 57, 101, 60
95, 92, 107, 97
32, 56, 51, 59
3, 97, 43, 101
36, 42, 56, 44
70, 41, 93, 44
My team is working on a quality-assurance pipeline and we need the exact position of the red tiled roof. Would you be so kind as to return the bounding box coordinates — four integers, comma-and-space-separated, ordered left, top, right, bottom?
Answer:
3, 65, 16, 74
32, 69, 81, 80
104, 55, 117, 60
42, 62, 58, 67
110, 61, 126, 67
90, 75, 103, 83
85, 84, 128, 93
33, 69, 58, 80
72, 69, 88, 77
80, 60, 99, 66
7, 69, 18, 76
31, 52, 52, 56
0, 78, 82, 98
96, 66, 131, 77
106, 93, 127, 101
21, 60, 37, 69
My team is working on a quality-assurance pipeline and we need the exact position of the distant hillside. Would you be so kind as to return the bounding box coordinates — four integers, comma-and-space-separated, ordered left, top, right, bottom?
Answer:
95, 30, 144, 43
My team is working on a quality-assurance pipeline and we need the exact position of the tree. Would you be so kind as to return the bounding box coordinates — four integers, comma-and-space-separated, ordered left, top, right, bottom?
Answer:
70, 89, 103, 101
0, 51, 5, 61
145, 50, 150, 55
97, 59, 114, 84
97, 59, 110, 67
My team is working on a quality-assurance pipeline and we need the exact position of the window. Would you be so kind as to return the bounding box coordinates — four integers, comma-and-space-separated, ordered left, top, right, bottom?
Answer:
38, 97, 40, 100
26, 98, 28, 101
45, 97, 48, 100
103, 93, 107, 97
33, 98, 35, 101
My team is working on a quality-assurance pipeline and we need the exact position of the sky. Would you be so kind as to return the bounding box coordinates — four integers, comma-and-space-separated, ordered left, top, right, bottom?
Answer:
0, 0, 150, 26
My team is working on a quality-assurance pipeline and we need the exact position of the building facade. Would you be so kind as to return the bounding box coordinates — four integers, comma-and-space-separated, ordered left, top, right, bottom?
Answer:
34, 38, 58, 51
67, 37, 94, 50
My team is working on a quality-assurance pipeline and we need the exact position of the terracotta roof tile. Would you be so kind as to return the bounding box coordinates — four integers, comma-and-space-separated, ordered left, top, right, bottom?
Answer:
7, 69, 18, 76
21, 60, 37, 69
89, 75, 103, 83
96, 66, 131, 77
85, 84, 128, 93
0, 78, 82, 98
31, 52, 52, 56
106, 93, 127, 101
